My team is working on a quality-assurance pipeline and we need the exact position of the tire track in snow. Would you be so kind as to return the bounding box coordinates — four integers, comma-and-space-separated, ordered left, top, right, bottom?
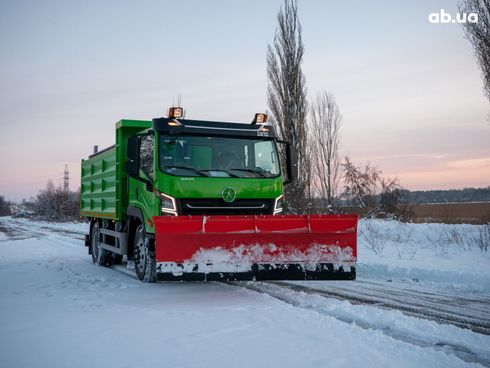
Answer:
231, 281, 490, 367
0, 218, 84, 241
272, 281, 490, 335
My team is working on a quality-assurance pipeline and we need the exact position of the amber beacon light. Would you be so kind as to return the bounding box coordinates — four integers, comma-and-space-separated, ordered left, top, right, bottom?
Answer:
168, 106, 184, 119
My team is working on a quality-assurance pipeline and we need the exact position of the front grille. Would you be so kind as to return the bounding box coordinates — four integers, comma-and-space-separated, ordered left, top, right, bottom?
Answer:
178, 198, 273, 215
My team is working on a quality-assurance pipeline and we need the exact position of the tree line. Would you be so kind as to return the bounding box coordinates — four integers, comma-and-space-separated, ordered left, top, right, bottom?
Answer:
405, 187, 490, 204
3, 181, 80, 222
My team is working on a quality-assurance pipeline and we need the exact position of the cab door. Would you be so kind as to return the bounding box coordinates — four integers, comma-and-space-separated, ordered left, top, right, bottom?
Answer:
128, 133, 158, 234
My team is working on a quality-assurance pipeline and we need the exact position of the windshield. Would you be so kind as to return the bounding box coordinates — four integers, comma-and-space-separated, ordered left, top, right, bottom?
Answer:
159, 135, 280, 178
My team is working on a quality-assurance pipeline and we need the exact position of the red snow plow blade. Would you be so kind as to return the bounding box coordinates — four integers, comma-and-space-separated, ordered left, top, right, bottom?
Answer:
153, 214, 358, 281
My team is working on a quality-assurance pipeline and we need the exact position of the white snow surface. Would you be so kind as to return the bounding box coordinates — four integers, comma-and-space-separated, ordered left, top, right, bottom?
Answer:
0, 216, 489, 368
11, 217, 89, 234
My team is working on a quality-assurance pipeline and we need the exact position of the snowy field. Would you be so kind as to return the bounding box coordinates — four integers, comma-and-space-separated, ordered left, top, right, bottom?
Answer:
0, 216, 489, 368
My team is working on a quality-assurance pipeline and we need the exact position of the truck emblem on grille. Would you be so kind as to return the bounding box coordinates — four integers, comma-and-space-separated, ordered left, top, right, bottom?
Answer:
222, 187, 237, 203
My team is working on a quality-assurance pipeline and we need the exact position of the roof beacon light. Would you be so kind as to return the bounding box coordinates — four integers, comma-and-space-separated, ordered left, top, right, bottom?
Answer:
168, 106, 184, 119
252, 113, 268, 125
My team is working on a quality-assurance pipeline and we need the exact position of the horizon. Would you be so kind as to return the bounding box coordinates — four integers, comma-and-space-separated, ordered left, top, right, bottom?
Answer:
1, 0, 489, 201
8, 166, 490, 203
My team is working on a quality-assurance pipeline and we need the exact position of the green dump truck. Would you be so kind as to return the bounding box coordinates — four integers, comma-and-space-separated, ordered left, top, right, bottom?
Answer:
81, 108, 357, 282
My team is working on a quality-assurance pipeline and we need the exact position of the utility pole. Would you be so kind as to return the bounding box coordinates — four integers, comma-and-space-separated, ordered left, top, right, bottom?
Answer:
63, 164, 70, 193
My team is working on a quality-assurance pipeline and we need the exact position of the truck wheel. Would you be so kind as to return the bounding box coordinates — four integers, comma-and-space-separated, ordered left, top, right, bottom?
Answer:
91, 223, 110, 266
134, 224, 156, 283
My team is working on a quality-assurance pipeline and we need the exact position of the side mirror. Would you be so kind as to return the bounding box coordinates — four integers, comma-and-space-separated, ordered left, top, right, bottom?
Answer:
125, 134, 153, 192
125, 135, 140, 178
285, 143, 298, 185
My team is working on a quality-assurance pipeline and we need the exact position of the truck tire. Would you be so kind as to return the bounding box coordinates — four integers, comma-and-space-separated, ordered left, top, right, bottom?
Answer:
91, 223, 110, 266
134, 224, 156, 282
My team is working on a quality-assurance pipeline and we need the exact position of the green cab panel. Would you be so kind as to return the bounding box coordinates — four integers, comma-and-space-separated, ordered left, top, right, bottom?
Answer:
157, 175, 283, 200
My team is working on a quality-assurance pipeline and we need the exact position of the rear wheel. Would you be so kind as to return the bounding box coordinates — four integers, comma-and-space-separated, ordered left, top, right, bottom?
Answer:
134, 224, 156, 283
91, 223, 110, 266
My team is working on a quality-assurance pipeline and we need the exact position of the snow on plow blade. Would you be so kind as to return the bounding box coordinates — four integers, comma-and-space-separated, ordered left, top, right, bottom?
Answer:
153, 214, 358, 281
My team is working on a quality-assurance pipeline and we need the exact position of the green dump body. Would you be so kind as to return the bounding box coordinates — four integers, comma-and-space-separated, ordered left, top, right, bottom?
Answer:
80, 120, 151, 221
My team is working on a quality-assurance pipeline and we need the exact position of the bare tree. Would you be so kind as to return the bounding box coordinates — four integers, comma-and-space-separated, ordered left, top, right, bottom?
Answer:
342, 157, 381, 217
303, 122, 315, 210
342, 158, 412, 219
459, 0, 490, 103
267, 0, 309, 213
379, 177, 413, 220
310, 92, 342, 212
34, 180, 80, 222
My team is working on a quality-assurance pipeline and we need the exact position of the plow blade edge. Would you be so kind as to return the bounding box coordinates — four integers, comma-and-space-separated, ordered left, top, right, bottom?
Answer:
153, 214, 358, 281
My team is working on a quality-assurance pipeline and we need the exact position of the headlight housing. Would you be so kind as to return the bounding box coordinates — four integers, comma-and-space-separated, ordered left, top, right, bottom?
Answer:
273, 195, 284, 215
159, 192, 177, 216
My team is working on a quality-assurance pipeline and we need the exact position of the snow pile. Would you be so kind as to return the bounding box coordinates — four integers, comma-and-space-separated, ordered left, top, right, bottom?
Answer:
358, 219, 490, 292
161, 243, 355, 275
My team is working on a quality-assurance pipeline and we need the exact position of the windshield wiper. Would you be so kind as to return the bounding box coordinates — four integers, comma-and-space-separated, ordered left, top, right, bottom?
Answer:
164, 166, 209, 177
228, 168, 268, 178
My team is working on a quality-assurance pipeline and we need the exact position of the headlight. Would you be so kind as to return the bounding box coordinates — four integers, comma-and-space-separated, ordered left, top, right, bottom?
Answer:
273, 195, 284, 215
159, 192, 177, 215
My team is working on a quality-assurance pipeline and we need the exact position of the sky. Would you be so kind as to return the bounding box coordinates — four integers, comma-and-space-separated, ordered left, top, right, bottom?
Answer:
0, 0, 489, 200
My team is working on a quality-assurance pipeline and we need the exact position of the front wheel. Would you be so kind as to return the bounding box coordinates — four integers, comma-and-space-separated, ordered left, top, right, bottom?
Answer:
133, 224, 156, 283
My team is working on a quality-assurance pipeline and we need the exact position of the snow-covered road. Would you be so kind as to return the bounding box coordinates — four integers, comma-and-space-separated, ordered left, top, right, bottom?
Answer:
259, 280, 490, 334
0, 217, 489, 368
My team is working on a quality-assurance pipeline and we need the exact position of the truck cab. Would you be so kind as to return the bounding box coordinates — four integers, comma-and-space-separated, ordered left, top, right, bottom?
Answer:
125, 110, 297, 225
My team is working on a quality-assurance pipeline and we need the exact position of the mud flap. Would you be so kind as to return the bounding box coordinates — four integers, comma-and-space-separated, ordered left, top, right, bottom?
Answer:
85, 234, 91, 254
